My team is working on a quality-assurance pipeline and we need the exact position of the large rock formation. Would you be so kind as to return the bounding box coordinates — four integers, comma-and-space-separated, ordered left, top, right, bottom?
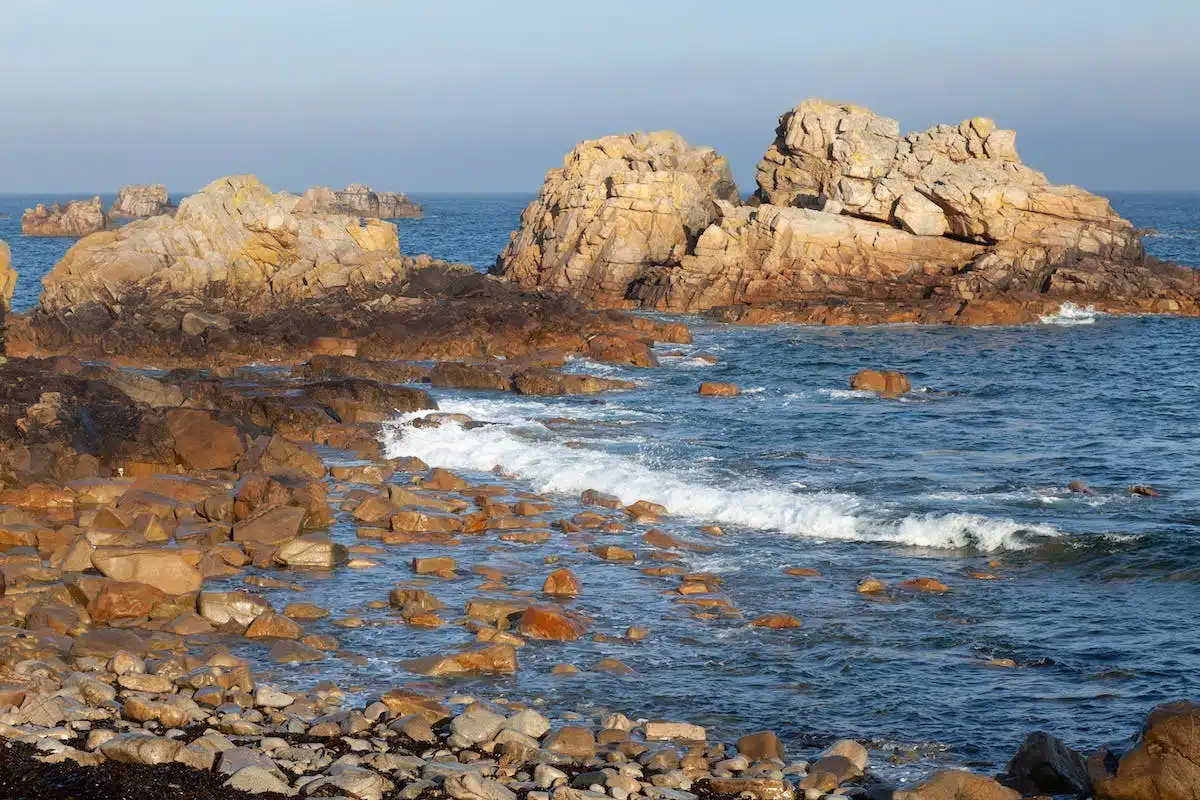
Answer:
108, 184, 175, 219
1092, 701, 1200, 800
494, 101, 1199, 324
40, 175, 431, 314
21, 197, 106, 237
0, 239, 14, 310
496, 131, 739, 306
303, 184, 422, 219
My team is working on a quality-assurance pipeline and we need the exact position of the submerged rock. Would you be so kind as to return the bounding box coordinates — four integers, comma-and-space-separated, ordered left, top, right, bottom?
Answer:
21, 197, 106, 237
850, 369, 911, 398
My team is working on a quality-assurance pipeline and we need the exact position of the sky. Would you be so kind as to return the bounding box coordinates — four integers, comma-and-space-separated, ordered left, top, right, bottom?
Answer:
2, 0, 1198, 194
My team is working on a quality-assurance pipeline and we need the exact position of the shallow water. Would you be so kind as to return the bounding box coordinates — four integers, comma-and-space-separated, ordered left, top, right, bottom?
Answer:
2, 189, 1199, 775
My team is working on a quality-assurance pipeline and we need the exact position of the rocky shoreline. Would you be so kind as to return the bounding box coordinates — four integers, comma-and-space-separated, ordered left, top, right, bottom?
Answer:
0, 105, 1196, 798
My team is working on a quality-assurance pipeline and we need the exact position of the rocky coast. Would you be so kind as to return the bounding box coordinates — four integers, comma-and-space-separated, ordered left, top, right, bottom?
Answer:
0, 102, 1197, 800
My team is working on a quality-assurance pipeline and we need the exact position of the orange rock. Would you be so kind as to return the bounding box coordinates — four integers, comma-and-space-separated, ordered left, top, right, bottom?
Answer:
166, 409, 246, 470
401, 643, 518, 676
1128, 484, 1160, 497
517, 606, 589, 641
752, 614, 803, 629
581, 489, 621, 508
699, 382, 740, 397
423, 468, 469, 492
625, 499, 667, 521
898, 577, 950, 593
857, 576, 886, 593
850, 369, 911, 398
245, 611, 304, 639
412, 556, 456, 575
785, 567, 821, 577
542, 568, 581, 597
87, 579, 167, 623
591, 544, 636, 562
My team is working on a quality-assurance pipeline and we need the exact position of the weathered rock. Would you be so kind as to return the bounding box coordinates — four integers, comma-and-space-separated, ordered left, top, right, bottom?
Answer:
199, 590, 272, 627
699, 382, 740, 397
543, 568, 581, 597
224, 765, 296, 796
401, 643, 518, 676
1092, 701, 1200, 800
304, 183, 422, 219
517, 606, 588, 641
738, 731, 785, 761
494, 102, 1200, 324
109, 184, 175, 219
90, 548, 202, 594
275, 534, 346, 568
22, 197, 106, 237
167, 408, 246, 469
895, 770, 1019, 800
544, 726, 597, 759
99, 732, 184, 765
0, 240, 15, 312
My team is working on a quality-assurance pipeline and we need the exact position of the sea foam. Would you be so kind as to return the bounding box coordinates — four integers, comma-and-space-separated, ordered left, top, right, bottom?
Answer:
1039, 302, 1098, 326
381, 399, 1061, 552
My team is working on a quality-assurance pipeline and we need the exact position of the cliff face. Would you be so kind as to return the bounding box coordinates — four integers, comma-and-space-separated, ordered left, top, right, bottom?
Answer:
109, 184, 175, 219
494, 100, 1198, 324
303, 184, 422, 219
21, 197, 106, 237
40, 175, 439, 314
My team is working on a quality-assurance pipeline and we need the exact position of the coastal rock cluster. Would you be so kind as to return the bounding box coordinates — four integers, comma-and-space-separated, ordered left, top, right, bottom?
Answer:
494, 99, 1199, 324
108, 184, 176, 220
21, 197, 107, 237
304, 184, 423, 219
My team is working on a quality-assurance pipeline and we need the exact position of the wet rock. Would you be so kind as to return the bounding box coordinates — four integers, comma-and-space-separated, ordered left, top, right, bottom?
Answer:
850, 370, 911, 398
592, 544, 636, 562
275, 534, 346, 568
401, 643, 518, 676
897, 578, 949, 593
543, 568, 581, 597
1128, 484, 1160, 497
751, 614, 802, 629
1067, 480, 1096, 496
517, 606, 589, 641
645, 721, 706, 741
894, 770, 1019, 800
581, 489, 621, 509
737, 731, 785, 762
699, 382, 740, 397
800, 755, 863, 792
233, 505, 307, 546
239, 434, 326, 481
412, 555, 457, 575
245, 611, 304, 639
857, 577, 886, 594
1004, 731, 1090, 796
199, 590, 272, 627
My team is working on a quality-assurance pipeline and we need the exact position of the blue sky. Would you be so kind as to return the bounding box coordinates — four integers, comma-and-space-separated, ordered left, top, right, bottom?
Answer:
2, 0, 1197, 193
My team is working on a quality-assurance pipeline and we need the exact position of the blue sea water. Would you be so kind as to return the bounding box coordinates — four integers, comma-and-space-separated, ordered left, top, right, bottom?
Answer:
1, 189, 1199, 774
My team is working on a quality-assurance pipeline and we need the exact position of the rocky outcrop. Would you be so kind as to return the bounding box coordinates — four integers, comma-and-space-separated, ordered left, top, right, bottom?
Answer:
0, 239, 14, 310
39, 175, 437, 314
1092, 701, 1200, 800
494, 101, 1200, 325
21, 198, 106, 237
303, 184, 422, 219
495, 131, 739, 306
108, 184, 175, 219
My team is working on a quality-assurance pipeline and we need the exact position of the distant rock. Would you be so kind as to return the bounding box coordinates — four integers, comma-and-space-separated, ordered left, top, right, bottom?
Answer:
108, 184, 175, 219
494, 100, 1200, 325
303, 183, 422, 219
21, 197, 106, 237
39, 174, 452, 314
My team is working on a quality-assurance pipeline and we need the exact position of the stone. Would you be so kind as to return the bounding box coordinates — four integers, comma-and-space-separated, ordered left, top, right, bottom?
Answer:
452, 706, 507, 744
245, 611, 304, 639
1092, 701, 1200, 800
445, 773, 517, 800
308, 765, 394, 800
751, 614, 803, 629
822, 740, 869, 771
99, 732, 184, 765
401, 643, 518, 676
165, 408, 246, 469
897, 577, 950, 593
275, 534, 346, 568
199, 590, 272, 627
894, 771, 1019, 800
506, 708, 552, 739
699, 382, 740, 397
109, 185, 175, 219
857, 577, 886, 594
799, 755, 862, 792
543, 568, 581, 597
705, 779, 793, 800
544, 725, 597, 759
0, 239, 14, 311
86, 579, 166, 622
233, 505, 307, 545
90, 548, 202, 594
224, 765, 296, 796
738, 731, 786, 761
1004, 731, 1090, 796
850, 370, 911, 398
517, 606, 589, 641
304, 183, 422, 219
413, 555, 457, 575
645, 721, 706, 741
22, 197, 106, 237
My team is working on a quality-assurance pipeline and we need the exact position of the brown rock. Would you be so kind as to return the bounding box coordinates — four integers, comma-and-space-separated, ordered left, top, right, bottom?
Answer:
245, 611, 304, 639
581, 489, 621, 508
232, 505, 306, 545
898, 577, 950, 593
400, 643, 518, 676
166, 408, 246, 470
592, 544, 635, 562
22, 197, 106, 237
699, 382, 740, 397
542, 568, 581, 597
752, 614, 802, 629
412, 556, 457, 575
895, 770, 1019, 800
738, 731, 785, 762
544, 726, 597, 759
87, 579, 168, 623
1092, 701, 1200, 800
517, 606, 588, 641
850, 370, 911, 398
90, 548, 202, 595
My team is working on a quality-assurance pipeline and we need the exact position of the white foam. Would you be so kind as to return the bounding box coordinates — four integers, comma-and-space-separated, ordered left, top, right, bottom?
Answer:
820, 388, 876, 400
381, 401, 1063, 552
1039, 302, 1098, 326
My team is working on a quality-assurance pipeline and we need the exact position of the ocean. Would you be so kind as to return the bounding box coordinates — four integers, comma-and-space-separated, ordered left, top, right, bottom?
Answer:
2, 190, 1198, 775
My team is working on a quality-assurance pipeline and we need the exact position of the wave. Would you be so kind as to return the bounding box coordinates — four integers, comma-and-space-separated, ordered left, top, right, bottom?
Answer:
380, 401, 1063, 552
1039, 302, 1098, 326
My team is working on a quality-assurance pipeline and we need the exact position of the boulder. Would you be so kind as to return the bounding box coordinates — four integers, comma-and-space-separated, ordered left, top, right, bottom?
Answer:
232, 505, 307, 545
401, 643, 518, 676
542, 568, 581, 597
1092, 701, 1200, 800
517, 606, 589, 641
0, 239, 15, 312
851, 370, 911, 398
895, 771, 1019, 800
167, 408, 245, 469
303, 183, 422, 219
1005, 731, 1090, 796
90, 548, 202, 594
494, 131, 739, 306
22, 197, 106, 237
108, 184, 175, 219
699, 381, 740, 397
